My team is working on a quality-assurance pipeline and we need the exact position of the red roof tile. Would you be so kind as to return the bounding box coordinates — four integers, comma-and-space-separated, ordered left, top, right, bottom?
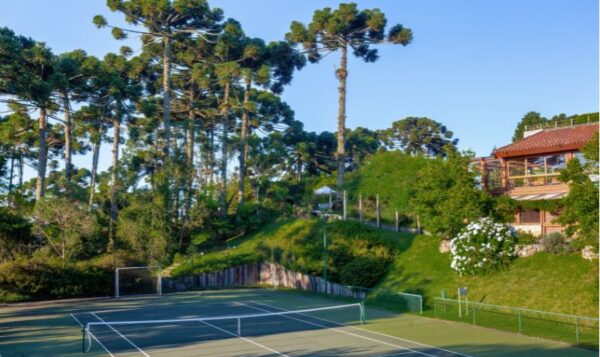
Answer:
494, 123, 599, 158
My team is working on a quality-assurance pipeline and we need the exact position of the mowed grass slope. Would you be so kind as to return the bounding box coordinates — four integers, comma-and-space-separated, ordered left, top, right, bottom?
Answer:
378, 234, 599, 317
175, 218, 598, 318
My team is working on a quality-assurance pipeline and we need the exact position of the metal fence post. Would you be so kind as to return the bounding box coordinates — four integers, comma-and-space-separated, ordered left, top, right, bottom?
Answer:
575, 317, 579, 344
434, 300, 437, 318
473, 306, 476, 325
376, 194, 381, 228
518, 309, 522, 333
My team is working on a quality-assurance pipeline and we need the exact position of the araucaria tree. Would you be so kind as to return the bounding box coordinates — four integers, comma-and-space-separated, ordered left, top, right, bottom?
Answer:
93, 0, 223, 158
286, 3, 412, 189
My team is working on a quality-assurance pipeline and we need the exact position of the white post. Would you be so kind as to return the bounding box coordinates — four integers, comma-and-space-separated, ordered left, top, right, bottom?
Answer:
158, 274, 162, 296
395, 211, 399, 232
457, 287, 462, 318
359, 195, 363, 222
237, 317, 241, 336
115, 269, 119, 298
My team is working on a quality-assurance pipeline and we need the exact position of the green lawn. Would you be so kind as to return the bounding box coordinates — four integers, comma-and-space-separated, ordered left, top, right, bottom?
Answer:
377, 233, 599, 318
169, 218, 598, 348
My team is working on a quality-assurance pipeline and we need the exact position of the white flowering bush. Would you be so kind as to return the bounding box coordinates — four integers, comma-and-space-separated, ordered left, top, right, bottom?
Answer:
450, 217, 517, 275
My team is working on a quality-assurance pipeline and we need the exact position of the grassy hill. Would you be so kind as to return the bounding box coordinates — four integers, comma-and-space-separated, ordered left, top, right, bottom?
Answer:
172, 218, 598, 317
172, 218, 401, 287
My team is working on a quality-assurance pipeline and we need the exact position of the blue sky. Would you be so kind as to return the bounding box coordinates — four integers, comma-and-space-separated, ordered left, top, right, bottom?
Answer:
1, 0, 598, 175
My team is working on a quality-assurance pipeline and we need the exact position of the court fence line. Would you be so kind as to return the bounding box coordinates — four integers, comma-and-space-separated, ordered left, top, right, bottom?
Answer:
433, 297, 599, 347
82, 302, 364, 353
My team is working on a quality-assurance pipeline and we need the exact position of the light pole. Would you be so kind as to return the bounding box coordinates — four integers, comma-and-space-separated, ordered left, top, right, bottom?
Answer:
323, 215, 328, 296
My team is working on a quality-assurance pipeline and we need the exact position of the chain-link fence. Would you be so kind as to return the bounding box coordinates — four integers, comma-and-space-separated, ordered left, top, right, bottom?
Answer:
434, 297, 599, 348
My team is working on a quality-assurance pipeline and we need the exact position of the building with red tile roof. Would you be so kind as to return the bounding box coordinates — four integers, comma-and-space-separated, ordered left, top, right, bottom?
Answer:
473, 122, 598, 236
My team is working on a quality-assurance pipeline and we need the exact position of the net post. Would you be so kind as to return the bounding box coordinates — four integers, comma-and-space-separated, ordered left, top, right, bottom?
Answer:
237, 317, 241, 336
359, 301, 365, 324
158, 266, 162, 296
81, 325, 85, 353
115, 269, 119, 298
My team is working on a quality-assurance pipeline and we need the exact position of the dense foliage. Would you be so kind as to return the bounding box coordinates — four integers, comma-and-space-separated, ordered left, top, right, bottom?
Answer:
174, 219, 396, 288
411, 150, 491, 238
557, 132, 599, 252
450, 218, 517, 275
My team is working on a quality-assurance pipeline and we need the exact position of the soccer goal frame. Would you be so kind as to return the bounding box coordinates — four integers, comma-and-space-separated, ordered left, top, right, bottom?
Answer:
115, 266, 162, 298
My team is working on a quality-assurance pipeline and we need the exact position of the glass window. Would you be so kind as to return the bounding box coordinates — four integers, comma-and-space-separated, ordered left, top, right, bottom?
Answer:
486, 160, 503, 190
508, 160, 525, 177
509, 178, 525, 188
527, 177, 546, 186
527, 156, 546, 175
546, 154, 566, 173
573, 152, 587, 166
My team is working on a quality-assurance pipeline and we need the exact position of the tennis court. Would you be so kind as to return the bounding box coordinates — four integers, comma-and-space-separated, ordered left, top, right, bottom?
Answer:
2, 288, 596, 357
70, 290, 464, 357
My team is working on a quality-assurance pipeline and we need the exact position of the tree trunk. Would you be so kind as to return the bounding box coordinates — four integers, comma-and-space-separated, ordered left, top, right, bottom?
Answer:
63, 93, 73, 181
18, 153, 23, 192
185, 87, 195, 218
220, 82, 230, 214
238, 77, 252, 205
209, 126, 215, 187
88, 139, 100, 210
8, 153, 14, 195
109, 117, 120, 252
163, 36, 172, 157
35, 107, 48, 201
336, 45, 348, 191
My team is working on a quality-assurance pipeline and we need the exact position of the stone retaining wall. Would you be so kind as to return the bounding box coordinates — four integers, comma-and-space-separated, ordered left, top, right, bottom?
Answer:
162, 262, 367, 299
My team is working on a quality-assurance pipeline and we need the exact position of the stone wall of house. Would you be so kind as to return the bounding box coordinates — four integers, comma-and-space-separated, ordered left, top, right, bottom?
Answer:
162, 262, 367, 299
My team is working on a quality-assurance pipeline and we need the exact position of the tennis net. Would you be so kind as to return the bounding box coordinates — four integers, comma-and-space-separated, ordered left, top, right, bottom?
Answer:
82, 302, 365, 352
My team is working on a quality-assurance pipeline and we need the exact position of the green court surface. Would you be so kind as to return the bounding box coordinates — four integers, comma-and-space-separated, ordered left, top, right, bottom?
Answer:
0, 289, 595, 356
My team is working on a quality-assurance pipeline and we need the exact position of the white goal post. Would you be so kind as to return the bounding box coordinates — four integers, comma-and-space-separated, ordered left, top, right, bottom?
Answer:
115, 266, 162, 298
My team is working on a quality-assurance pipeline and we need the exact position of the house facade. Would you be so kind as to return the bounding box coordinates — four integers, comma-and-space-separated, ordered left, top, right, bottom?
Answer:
473, 122, 598, 236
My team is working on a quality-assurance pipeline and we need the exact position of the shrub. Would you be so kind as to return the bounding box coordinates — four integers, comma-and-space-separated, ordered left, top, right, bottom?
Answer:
412, 150, 492, 239
450, 217, 517, 275
339, 257, 388, 288
516, 231, 538, 245
540, 232, 575, 255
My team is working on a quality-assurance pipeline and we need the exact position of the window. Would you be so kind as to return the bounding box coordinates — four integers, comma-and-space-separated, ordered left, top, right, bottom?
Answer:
527, 177, 545, 186
527, 157, 545, 175
508, 160, 525, 176
485, 160, 503, 190
520, 209, 540, 224
573, 152, 587, 166
507, 154, 566, 188
546, 154, 566, 173
509, 178, 525, 188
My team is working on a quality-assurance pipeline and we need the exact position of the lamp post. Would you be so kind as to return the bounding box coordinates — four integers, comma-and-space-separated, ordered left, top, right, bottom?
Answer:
323, 215, 328, 296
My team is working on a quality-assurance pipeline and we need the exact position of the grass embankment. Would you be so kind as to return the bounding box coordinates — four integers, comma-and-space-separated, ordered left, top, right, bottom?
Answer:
174, 219, 598, 317
172, 218, 407, 287
377, 234, 599, 317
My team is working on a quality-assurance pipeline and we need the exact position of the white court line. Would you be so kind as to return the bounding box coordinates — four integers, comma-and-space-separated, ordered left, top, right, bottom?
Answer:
197, 319, 288, 356
252, 301, 472, 357
376, 352, 420, 357
70, 313, 115, 357
237, 302, 436, 357
90, 312, 150, 357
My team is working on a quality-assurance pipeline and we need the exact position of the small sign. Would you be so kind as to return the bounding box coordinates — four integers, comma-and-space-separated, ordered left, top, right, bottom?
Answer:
459, 287, 468, 296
